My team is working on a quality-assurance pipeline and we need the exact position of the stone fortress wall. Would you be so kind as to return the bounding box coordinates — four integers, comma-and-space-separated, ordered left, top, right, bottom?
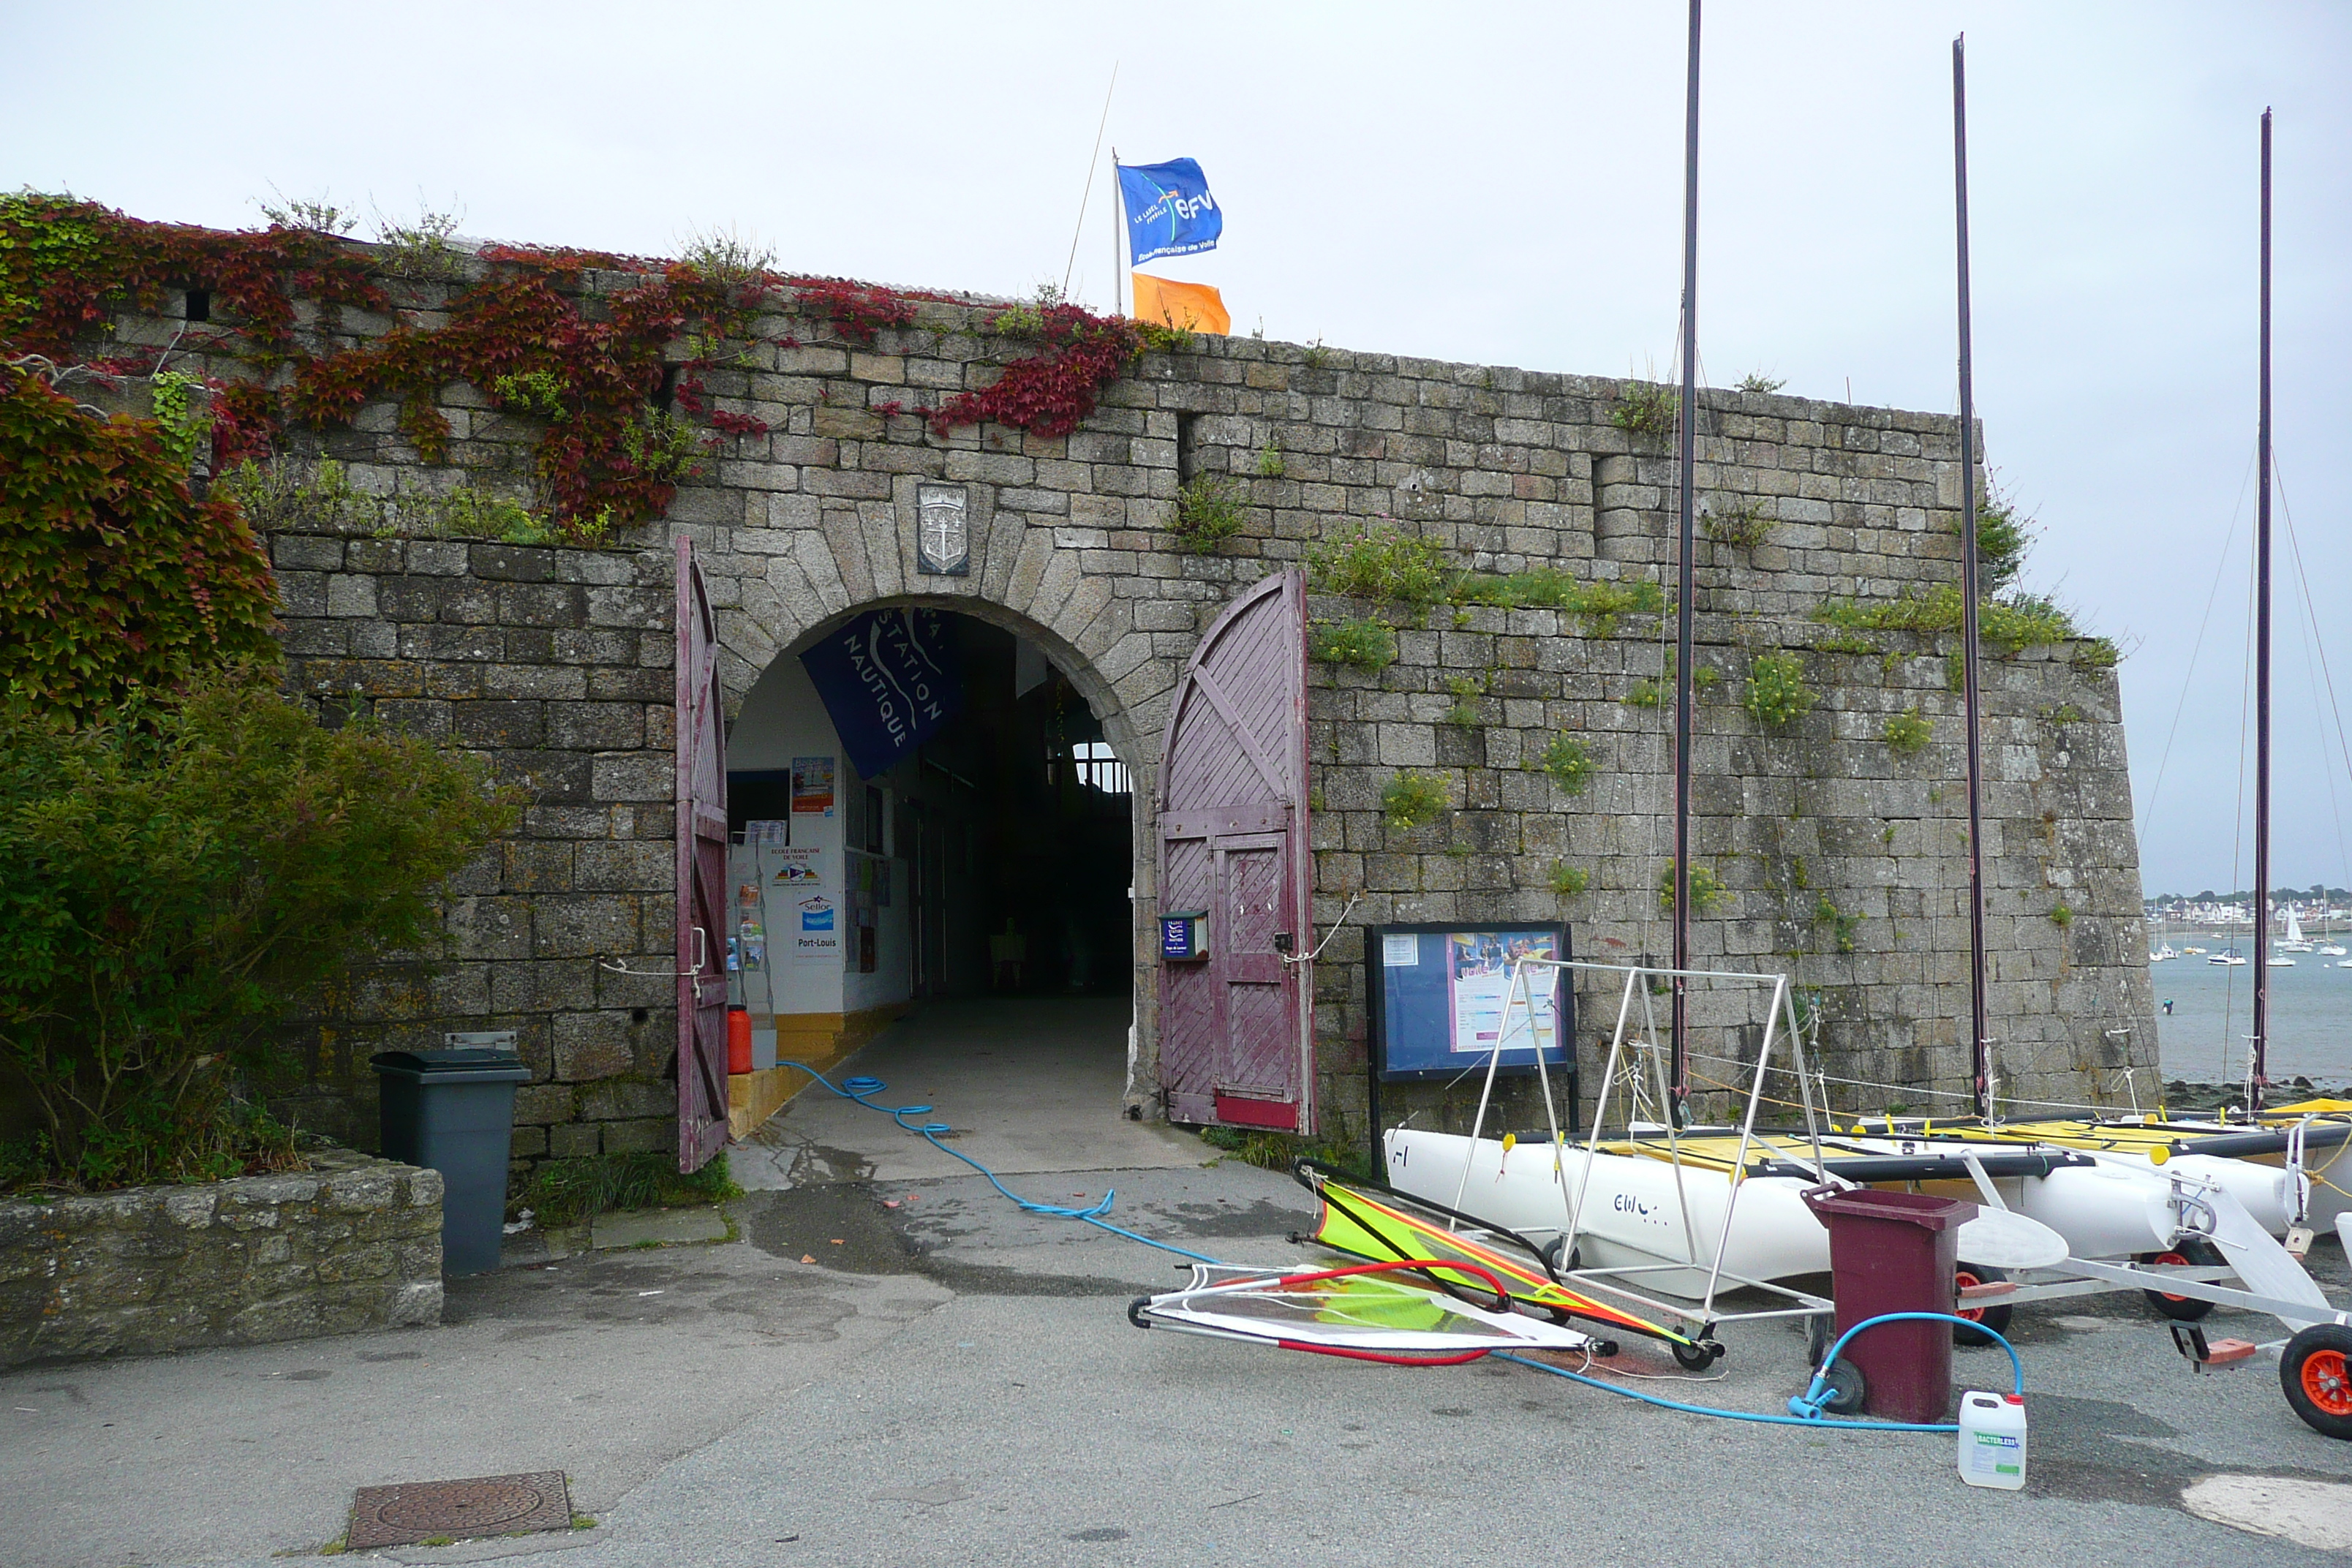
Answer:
83, 246, 2155, 1160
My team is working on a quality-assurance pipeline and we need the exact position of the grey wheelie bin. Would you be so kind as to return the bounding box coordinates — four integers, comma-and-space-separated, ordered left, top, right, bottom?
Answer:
372, 1037, 532, 1276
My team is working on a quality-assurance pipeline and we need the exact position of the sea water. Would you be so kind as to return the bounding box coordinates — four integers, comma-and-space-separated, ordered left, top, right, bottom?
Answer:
2151, 937, 2352, 1088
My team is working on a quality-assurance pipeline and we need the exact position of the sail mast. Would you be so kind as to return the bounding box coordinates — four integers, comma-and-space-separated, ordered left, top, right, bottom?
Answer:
1670, 0, 1702, 1120
2252, 107, 2274, 1112
1953, 36, 1991, 1120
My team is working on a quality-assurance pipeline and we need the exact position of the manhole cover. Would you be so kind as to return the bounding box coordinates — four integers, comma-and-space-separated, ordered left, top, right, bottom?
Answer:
347, 1471, 573, 1550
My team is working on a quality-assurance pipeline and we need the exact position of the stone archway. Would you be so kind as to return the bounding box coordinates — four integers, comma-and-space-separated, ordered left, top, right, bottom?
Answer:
707, 570, 1172, 1117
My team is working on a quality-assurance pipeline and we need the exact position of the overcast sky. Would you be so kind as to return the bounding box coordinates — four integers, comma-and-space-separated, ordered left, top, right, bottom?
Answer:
10, 2, 2347, 897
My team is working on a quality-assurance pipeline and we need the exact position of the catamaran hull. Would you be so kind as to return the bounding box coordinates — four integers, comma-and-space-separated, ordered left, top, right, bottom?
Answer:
1387, 1128, 2184, 1296
1384, 1128, 1825, 1294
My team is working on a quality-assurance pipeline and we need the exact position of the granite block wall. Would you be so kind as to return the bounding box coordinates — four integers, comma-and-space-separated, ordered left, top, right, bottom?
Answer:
68, 244, 2154, 1158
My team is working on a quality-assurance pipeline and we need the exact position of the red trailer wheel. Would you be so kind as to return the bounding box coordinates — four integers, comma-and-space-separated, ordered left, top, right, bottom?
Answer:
2280, 1324, 2352, 1440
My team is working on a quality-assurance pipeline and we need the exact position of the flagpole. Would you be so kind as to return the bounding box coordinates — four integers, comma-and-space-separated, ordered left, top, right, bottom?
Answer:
1063, 64, 1118, 301
1110, 146, 1126, 318
1669, 0, 1701, 1123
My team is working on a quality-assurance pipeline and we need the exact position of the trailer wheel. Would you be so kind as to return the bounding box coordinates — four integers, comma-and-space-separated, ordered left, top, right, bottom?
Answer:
1820, 1356, 1867, 1417
2280, 1324, 2352, 1440
1672, 1337, 1721, 1371
2137, 1238, 2223, 1321
1954, 1262, 2013, 1346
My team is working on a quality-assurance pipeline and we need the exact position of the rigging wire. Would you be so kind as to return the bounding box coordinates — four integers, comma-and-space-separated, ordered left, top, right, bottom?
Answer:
2277, 463, 2352, 899
2136, 448, 2255, 843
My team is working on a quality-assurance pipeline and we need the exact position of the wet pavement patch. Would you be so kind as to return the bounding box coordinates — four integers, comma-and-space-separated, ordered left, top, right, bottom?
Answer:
743, 1186, 921, 1275
345, 1471, 573, 1550
1067, 1526, 1130, 1541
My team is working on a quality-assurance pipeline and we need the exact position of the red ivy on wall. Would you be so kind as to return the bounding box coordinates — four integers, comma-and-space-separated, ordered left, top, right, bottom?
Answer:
930, 303, 1143, 441
0, 362, 279, 717
2, 196, 1154, 535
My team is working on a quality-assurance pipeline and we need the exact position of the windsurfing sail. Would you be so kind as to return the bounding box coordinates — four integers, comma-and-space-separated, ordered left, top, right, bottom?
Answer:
1129, 1260, 1599, 1364
1293, 1162, 1696, 1349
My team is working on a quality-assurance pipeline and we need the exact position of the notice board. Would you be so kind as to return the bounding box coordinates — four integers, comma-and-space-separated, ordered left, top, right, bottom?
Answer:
1367, 923, 1574, 1082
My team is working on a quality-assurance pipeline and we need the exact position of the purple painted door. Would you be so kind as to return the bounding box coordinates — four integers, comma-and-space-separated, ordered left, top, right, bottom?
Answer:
675, 537, 731, 1172
1156, 568, 1313, 1131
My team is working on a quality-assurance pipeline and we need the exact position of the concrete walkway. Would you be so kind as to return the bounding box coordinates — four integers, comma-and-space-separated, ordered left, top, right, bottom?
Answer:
7, 1049, 2352, 1566
732, 997, 1202, 1188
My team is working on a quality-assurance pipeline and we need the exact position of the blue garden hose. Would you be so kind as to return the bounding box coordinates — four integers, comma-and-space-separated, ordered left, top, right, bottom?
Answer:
1498, 1311, 2025, 1433
777, 1060, 2027, 1436
777, 1060, 1230, 1266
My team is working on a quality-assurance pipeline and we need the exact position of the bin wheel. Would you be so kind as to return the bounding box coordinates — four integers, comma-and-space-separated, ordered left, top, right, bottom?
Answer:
2280, 1324, 2352, 1441
2137, 1238, 2222, 1321
1820, 1356, 1867, 1417
1953, 1262, 2013, 1346
1806, 1314, 1831, 1371
1673, 1337, 1721, 1371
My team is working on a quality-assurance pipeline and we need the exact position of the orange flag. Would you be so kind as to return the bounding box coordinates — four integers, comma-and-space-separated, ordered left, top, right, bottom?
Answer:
1130, 272, 1229, 336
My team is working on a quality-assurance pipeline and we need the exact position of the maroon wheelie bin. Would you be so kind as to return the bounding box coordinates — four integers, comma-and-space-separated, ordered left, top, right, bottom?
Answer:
1801, 1186, 1978, 1424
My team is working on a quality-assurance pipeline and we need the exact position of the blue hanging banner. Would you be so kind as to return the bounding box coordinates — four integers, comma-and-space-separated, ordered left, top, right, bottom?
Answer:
797, 608, 964, 780
1117, 157, 1223, 265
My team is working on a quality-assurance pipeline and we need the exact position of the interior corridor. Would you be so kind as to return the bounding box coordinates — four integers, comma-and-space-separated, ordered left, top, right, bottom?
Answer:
734, 998, 1201, 1186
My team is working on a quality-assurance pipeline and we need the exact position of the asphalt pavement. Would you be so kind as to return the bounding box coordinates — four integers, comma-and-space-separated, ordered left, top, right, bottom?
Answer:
6, 1000, 2352, 1566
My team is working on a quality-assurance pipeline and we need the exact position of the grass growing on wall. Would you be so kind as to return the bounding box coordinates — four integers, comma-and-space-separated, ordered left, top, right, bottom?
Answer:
1306, 525, 1663, 634
517, 1151, 743, 1227
1812, 582, 2112, 663
1308, 619, 1397, 670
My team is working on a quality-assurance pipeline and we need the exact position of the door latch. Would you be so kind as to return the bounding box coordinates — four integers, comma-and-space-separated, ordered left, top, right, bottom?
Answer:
1273, 932, 1294, 953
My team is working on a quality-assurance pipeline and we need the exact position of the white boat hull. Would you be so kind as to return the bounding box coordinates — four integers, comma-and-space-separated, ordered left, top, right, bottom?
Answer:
1383, 1129, 2072, 1298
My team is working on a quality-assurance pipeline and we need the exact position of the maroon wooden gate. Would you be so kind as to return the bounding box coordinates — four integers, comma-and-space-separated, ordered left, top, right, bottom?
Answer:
1156, 568, 1313, 1131
675, 537, 731, 1172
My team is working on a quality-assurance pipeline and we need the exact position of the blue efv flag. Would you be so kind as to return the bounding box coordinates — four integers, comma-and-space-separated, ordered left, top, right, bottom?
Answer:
1118, 158, 1222, 265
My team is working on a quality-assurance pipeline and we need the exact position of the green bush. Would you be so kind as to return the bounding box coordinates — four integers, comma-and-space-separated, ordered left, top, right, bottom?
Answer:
1169, 473, 1246, 554
1307, 618, 1396, 670
1703, 500, 1774, 548
1548, 861, 1590, 898
1382, 770, 1448, 830
0, 669, 518, 1190
1743, 652, 1815, 729
1882, 706, 1933, 755
1611, 382, 1678, 437
1658, 860, 1730, 914
1813, 894, 1860, 953
1537, 736, 1593, 795
519, 1150, 742, 1227
1959, 497, 2032, 593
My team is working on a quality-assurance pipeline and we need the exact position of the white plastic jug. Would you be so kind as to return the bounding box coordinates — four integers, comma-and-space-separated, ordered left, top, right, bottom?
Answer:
1956, 1391, 2027, 1490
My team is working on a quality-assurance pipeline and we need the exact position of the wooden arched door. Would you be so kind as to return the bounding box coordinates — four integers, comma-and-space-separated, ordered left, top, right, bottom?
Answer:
1156, 569, 1313, 1131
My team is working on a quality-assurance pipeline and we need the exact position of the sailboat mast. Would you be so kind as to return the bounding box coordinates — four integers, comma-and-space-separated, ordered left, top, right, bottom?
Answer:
1953, 36, 1991, 1120
2252, 107, 2273, 1112
1670, 0, 1702, 1120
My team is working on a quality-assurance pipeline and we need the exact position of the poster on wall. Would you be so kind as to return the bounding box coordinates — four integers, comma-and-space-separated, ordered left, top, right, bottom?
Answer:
770, 847, 822, 887
791, 756, 835, 815
791, 894, 841, 962
1368, 923, 1573, 1082
798, 607, 966, 780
